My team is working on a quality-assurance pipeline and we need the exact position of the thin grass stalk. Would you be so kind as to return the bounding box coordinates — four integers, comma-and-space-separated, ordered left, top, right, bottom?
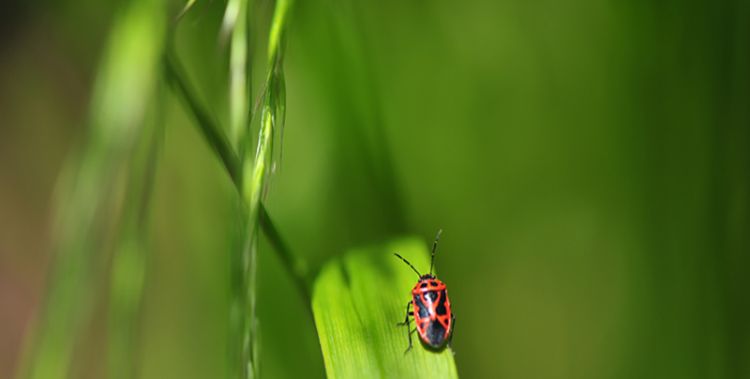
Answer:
165, 5, 299, 375
238, 0, 293, 377
164, 47, 241, 187
259, 204, 309, 306
164, 42, 309, 323
241, 0, 292, 215
106, 119, 160, 379
15, 1, 166, 378
223, 0, 253, 151
222, 0, 255, 376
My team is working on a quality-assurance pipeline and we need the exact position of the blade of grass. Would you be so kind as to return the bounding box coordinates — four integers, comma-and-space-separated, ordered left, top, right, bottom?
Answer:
223, 0, 252, 151
16, 1, 167, 378
312, 237, 459, 379
175, 0, 197, 21
241, 0, 292, 210
164, 26, 308, 321
167, 4, 301, 376
222, 1, 255, 375
106, 91, 162, 379
237, 1, 292, 377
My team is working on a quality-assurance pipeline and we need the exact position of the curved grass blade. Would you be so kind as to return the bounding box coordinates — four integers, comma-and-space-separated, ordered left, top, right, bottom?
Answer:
312, 237, 459, 379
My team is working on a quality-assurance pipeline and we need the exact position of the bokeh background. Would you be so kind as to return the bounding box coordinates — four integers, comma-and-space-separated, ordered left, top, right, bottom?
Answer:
1, 0, 749, 378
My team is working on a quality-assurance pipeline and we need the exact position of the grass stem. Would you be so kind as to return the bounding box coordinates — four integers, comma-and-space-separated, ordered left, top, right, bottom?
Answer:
224, 0, 252, 152
166, 4, 297, 375
259, 204, 310, 308
164, 49, 242, 187
238, 2, 292, 377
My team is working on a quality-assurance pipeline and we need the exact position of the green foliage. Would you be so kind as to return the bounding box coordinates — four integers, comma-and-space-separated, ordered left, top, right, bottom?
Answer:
107, 124, 159, 379
225, 0, 251, 150
312, 237, 458, 379
8, 0, 749, 378
15, 0, 167, 378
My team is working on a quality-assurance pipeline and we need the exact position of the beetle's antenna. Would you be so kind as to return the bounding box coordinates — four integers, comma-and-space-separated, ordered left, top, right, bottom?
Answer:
429, 229, 443, 275
394, 253, 421, 277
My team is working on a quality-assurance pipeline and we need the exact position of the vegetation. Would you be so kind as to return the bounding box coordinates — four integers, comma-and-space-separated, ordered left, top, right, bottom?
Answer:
4, 0, 748, 378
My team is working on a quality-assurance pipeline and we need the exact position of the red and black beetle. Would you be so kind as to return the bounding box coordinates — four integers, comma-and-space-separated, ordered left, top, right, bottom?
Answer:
394, 230, 455, 353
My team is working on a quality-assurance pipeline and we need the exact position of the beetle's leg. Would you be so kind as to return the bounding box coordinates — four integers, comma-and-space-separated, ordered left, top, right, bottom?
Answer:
396, 301, 414, 354
396, 312, 414, 326
404, 328, 417, 354
396, 301, 412, 326
448, 314, 456, 356
396, 311, 413, 327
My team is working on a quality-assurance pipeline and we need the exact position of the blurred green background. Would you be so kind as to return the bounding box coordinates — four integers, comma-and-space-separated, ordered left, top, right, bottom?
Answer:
1, 0, 749, 378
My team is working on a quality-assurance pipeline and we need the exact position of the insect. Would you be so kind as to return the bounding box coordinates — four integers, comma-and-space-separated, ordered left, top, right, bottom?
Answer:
394, 230, 455, 353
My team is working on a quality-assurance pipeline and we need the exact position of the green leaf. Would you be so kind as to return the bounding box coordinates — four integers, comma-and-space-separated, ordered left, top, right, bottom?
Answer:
15, 1, 166, 378
312, 237, 459, 379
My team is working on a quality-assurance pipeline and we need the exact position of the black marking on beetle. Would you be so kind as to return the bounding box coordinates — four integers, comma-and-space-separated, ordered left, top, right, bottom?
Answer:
420, 282, 428, 288
426, 319, 447, 346
435, 299, 447, 316
435, 289, 448, 314
414, 294, 430, 318
424, 291, 438, 302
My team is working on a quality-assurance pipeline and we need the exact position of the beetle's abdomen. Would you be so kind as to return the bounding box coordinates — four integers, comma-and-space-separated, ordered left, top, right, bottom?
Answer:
424, 319, 447, 347
412, 287, 452, 348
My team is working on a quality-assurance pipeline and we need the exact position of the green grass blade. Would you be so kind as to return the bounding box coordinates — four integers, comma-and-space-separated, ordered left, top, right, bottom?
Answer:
107, 115, 161, 379
15, 0, 166, 378
236, 1, 293, 377
224, 0, 251, 150
312, 237, 459, 379
175, 0, 197, 20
